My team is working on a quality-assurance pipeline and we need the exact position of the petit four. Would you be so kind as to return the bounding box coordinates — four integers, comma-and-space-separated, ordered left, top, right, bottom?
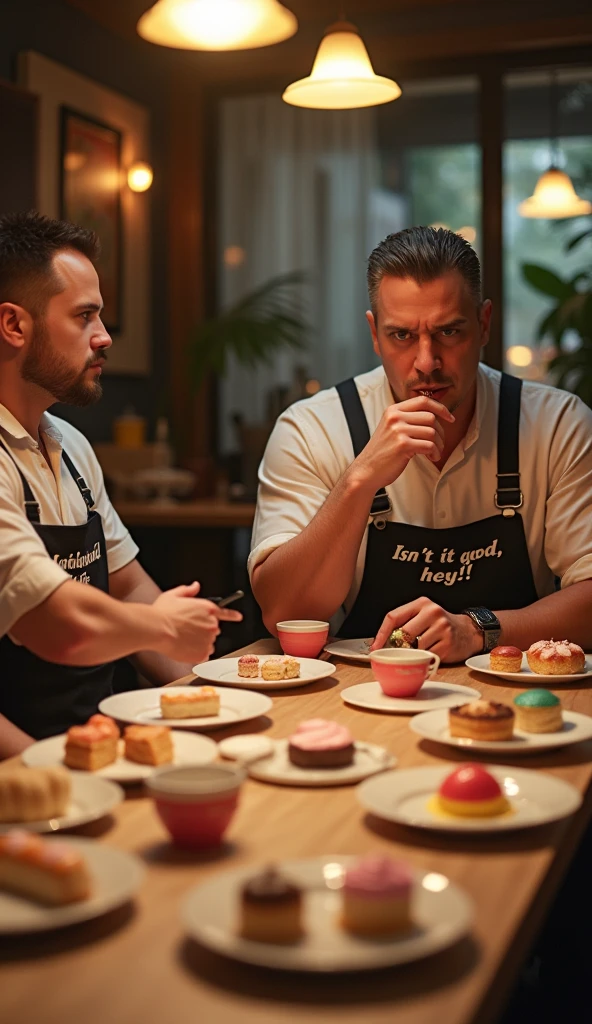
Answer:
238, 655, 259, 678
527, 640, 585, 675
124, 725, 174, 765
388, 629, 418, 650
239, 865, 303, 943
490, 645, 523, 673
0, 830, 91, 905
436, 763, 510, 818
342, 855, 413, 936
64, 715, 119, 771
287, 719, 354, 769
449, 699, 514, 741
261, 656, 300, 681
513, 689, 563, 733
0, 766, 71, 823
160, 686, 220, 718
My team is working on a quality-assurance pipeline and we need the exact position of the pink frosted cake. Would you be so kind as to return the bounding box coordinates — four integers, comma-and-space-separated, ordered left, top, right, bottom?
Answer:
238, 655, 259, 678
287, 719, 354, 768
527, 639, 585, 675
342, 855, 413, 935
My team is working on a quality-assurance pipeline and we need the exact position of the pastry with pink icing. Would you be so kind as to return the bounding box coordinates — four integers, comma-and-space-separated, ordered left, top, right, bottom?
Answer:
0, 830, 92, 905
342, 855, 413, 935
527, 639, 585, 676
287, 718, 354, 768
238, 655, 259, 678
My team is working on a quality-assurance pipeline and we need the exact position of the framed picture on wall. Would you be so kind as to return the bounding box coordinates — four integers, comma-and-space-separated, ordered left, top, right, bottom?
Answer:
60, 108, 123, 332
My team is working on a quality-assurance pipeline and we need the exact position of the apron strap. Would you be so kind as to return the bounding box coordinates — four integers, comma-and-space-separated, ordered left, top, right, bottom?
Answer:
336, 379, 392, 518
496, 373, 523, 511
0, 436, 41, 523
61, 450, 97, 514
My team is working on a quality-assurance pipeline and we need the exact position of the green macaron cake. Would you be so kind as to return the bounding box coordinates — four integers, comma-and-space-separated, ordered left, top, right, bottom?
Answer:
513, 689, 563, 733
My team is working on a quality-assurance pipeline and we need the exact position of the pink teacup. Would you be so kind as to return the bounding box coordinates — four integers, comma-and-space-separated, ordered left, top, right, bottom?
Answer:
146, 764, 245, 849
370, 648, 441, 698
276, 620, 330, 658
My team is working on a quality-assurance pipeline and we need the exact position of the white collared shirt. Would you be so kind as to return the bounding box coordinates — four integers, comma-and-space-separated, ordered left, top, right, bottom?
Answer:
0, 404, 139, 638
249, 364, 592, 629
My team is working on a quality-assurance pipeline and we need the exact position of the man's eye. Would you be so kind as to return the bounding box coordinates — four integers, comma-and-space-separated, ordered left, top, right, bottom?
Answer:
393, 331, 411, 342
441, 328, 458, 337
79, 312, 92, 322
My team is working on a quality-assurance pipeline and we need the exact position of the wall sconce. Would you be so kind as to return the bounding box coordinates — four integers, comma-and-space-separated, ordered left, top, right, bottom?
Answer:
127, 162, 154, 192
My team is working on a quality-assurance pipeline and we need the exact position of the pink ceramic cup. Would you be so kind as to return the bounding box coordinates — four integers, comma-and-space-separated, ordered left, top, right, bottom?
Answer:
370, 648, 441, 698
276, 620, 330, 658
146, 764, 245, 849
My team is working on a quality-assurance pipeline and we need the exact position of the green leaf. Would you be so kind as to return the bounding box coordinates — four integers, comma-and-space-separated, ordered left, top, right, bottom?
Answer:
566, 226, 592, 252
521, 264, 575, 300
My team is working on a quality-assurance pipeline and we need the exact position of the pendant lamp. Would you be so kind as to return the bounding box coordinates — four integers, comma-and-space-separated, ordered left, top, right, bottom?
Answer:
137, 0, 297, 51
282, 20, 401, 110
519, 71, 591, 219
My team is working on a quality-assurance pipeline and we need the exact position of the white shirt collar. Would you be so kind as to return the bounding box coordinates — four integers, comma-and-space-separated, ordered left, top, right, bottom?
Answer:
0, 403, 63, 449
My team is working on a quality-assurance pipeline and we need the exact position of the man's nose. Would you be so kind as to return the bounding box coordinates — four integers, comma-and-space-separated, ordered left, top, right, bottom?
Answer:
413, 334, 441, 376
92, 320, 112, 350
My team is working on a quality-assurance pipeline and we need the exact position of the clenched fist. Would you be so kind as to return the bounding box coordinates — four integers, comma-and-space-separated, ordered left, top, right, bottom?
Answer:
153, 581, 242, 664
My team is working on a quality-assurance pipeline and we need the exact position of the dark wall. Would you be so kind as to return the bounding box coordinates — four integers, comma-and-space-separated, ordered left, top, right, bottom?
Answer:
0, 0, 174, 442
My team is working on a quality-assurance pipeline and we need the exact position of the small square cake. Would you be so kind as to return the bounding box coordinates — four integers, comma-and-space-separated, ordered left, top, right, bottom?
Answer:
64, 716, 119, 771
124, 725, 174, 765
0, 830, 92, 905
160, 686, 220, 719
238, 655, 259, 678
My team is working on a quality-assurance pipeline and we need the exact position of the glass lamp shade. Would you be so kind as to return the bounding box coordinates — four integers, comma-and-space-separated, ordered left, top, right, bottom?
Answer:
137, 0, 297, 51
519, 167, 592, 219
283, 21, 401, 110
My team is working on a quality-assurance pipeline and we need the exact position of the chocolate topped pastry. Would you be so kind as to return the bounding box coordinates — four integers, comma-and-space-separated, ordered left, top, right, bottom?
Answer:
388, 629, 418, 650
449, 699, 515, 741
239, 865, 303, 943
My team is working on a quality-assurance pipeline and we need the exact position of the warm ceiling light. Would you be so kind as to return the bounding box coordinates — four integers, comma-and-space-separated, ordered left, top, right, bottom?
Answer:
507, 345, 534, 368
127, 162, 154, 192
137, 0, 297, 50
457, 226, 477, 243
518, 166, 592, 219
282, 20, 401, 110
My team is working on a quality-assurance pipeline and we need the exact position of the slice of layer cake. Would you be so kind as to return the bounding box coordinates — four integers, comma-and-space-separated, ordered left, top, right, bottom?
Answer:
0, 830, 92, 905
64, 715, 119, 771
124, 725, 174, 765
160, 686, 220, 719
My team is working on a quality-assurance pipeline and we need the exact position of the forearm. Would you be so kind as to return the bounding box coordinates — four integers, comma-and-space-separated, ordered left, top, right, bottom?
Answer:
252, 466, 376, 632
497, 579, 592, 650
112, 566, 193, 683
11, 580, 172, 666
0, 715, 34, 760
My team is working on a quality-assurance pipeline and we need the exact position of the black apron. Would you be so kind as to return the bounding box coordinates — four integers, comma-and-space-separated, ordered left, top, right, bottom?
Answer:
0, 442, 115, 739
337, 373, 538, 639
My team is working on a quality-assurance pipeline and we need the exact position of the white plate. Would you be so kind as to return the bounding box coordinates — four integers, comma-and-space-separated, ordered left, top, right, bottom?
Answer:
99, 687, 272, 731
357, 765, 582, 833
182, 855, 473, 972
466, 652, 592, 684
324, 638, 372, 662
193, 656, 336, 690
0, 836, 145, 934
22, 731, 217, 783
246, 739, 395, 787
0, 772, 123, 834
409, 707, 592, 755
341, 680, 481, 715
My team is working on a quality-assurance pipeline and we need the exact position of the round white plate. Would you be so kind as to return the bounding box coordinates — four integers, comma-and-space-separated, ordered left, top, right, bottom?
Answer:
324, 639, 372, 662
0, 836, 145, 934
341, 680, 481, 715
182, 855, 473, 972
193, 656, 336, 690
99, 686, 272, 731
22, 731, 217, 783
466, 652, 592, 684
409, 707, 592, 755
0, 773, 123, 835
246, 739, 395, 787
357, 765, 582, 833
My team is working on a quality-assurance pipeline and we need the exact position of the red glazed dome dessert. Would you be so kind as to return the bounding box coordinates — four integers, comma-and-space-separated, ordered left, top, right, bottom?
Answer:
490, 646, 523, 673
437, 763, 510, 818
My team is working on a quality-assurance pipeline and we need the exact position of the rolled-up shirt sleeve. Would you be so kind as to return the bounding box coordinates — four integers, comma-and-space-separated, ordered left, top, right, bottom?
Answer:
0, 454, 70, 637
248, 403, 343, 578
544, 393, 592, 588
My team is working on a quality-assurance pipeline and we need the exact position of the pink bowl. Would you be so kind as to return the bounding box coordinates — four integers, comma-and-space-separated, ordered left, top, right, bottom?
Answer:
276, 620, 329, 658
146, 765, 244, 849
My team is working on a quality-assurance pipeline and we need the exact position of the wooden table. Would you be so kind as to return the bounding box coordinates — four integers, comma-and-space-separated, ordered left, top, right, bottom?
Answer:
2, 641, 592, 1024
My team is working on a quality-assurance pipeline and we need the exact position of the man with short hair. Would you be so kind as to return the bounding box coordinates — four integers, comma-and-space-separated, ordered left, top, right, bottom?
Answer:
250, 226, 592, 660
0, 211, 241, 757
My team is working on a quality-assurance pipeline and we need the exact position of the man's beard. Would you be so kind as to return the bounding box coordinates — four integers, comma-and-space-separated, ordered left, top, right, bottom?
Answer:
22, 320, 104, 407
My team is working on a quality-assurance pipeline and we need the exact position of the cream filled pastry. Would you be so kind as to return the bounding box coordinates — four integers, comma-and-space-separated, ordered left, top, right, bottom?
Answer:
527, 640, 585, 675
436, 763, 510, 818
287, 718, 354, 768
513, 689, 563, 733
342, 855, 413, 935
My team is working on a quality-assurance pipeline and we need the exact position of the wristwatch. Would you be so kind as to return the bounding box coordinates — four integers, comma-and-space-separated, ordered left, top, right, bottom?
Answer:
461, 607, 501, 653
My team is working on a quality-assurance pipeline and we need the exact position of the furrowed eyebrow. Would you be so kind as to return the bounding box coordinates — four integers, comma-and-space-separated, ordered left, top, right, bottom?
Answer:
432, 317, 468, 330
73, 302, 103, 314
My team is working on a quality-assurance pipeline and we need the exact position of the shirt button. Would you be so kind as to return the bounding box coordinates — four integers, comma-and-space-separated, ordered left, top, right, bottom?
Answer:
437, 510, 446, 519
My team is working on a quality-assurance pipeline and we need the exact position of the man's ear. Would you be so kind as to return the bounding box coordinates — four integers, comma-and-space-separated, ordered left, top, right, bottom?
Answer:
479, 299, 493, 350
366, 309, 380, 357
0, 303, 31, 350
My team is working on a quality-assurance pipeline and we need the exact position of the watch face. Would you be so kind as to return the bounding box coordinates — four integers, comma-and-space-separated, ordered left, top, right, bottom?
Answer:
468, 607, 500, 628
